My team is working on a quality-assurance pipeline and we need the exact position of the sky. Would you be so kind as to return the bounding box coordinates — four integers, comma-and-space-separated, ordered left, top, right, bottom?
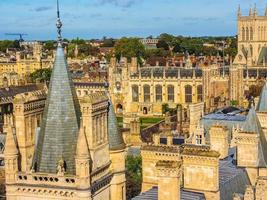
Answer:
0, 0, 266, 40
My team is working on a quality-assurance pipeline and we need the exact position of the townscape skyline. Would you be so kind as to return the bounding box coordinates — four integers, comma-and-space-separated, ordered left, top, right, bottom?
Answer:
0, 0, 265, 40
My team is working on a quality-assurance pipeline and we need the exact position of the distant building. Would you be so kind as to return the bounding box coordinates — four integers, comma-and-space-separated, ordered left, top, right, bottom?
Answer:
140, 38, 159, 49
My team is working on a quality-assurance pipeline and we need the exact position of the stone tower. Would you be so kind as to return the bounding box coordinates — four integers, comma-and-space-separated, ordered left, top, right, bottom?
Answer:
209, 125, 229, 159
236, 5, 267, 65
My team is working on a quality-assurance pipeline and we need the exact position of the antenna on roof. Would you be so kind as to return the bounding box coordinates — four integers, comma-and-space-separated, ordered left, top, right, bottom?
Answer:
56, 0, 63, 45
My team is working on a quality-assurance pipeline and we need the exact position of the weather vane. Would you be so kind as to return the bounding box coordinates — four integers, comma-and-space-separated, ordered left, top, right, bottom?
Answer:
56, 0, 63, 44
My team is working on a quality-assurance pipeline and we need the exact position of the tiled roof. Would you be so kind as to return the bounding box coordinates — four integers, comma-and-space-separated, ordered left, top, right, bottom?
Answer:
0, 85, 38, 98
242, 108, 267, 167
219, 157, 250, 200
74, 82, 108, 88
35, 45, 81, 174
132, 187, 206, 200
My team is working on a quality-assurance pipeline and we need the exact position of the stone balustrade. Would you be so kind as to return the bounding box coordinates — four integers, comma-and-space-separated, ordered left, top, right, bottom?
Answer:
17, 172, 76, 188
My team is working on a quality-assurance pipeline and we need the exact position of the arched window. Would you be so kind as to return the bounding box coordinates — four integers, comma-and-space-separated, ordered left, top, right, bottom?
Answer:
264, 27, 266, 40
263, 26, 267, 40
155, 85, 162, 102
258, 26, 261, 40
246, 27, 249, 41
185, 85, 192, 103
262, 27, 265, 41
250, 45, 253, 57
143, 85, 150, 103
167, 85, 174, 102
197, 85, 203, 102
132, 85, 139, 102
250, 27, 253, 41
242, 27, 245, 41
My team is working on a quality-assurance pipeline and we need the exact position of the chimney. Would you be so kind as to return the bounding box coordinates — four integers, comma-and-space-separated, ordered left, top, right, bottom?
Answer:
209, 125, 229, 159
156, 161, 182, 200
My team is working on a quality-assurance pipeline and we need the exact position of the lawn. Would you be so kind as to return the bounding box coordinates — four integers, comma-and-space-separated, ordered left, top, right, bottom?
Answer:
116, 116, 163, 130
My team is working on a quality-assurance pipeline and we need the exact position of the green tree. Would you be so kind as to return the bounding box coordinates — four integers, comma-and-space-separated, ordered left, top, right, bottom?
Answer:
114, 38, 145, 64
28, 68, 52, 83
156, 40, 169, 50
101, 38, 115, 47
0, 40, 20, 52
126, 155, 142, 199
162, 103, 170, 114
43, 41, 55, 51
145, 48, 170, 58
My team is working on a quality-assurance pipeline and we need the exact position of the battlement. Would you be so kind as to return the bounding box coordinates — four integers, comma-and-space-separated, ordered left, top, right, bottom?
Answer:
80, 92, 108, 104
156, 160, 181, 169
141, 144, 181, 153
182, 144, 220, 158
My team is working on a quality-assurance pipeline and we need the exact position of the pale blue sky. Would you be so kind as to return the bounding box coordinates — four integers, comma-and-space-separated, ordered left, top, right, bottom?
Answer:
0, 0, 266, 40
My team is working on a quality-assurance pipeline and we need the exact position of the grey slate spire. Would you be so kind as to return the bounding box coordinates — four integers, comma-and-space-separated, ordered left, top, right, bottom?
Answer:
35, 1, 80, 174
243, 108, 267, 167
108, 99, 125, 151
256, 82, 267, 112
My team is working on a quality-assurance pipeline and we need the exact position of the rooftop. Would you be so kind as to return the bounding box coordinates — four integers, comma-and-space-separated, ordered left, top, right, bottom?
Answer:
132, 187, 206, 200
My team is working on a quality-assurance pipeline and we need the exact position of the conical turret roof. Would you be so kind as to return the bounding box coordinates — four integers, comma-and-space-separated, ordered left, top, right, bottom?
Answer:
35, 45, 81, 174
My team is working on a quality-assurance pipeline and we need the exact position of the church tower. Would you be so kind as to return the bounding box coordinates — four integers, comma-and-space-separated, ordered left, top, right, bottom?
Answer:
235, 5, 267, 65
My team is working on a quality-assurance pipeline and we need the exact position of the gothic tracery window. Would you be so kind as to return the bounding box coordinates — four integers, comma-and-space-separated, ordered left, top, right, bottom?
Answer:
250, 27, 253, 41
242, 27, 245, 41
246, 27, 249, 41
197, 85, 203, 102
155, 85, 162, 102
242, 27, 246, 41
167, 85, 174, 102
132, 85, 139, 102
185, 85, 192, 103
143, 85, 150, 103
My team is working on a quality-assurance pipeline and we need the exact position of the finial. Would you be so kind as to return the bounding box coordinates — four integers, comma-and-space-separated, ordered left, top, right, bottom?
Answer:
253, 3, 257, 16
238, 5, 241, 17
249, 6, 253, 16
56, 0, 63, 45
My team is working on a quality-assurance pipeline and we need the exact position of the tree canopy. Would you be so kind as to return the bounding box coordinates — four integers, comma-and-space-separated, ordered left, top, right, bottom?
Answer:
114, 37, 145, 64
0, 40, 20, 52
67, 39, 99, 58
28, 68, 52, 83
154, 34, 238, 58
126, 155, 142, 199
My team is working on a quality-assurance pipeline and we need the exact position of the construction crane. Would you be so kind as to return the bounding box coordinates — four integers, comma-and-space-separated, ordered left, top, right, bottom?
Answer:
5, 33, 28, 42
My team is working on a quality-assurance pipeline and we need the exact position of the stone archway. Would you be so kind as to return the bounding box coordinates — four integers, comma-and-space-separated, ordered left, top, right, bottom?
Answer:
143, 107, 148, 115
116, 104, 123, 113
3, 77, 8, 87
